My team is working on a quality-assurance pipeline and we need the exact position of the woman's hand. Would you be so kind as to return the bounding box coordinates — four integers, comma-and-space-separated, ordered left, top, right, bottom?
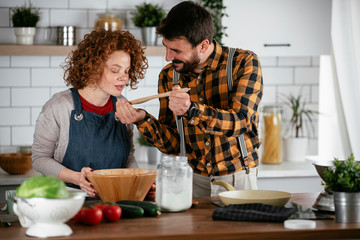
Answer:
115, 99, 146, 124
144, 182, 156, 201
58, 167, 97, 197
79, 167, 97, 197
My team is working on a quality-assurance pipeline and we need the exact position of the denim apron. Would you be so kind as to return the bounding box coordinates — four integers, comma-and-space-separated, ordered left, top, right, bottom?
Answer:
62, 88, 130, 189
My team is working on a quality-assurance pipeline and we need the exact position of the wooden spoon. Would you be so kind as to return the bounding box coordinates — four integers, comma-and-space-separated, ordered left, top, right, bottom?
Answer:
129, 88, 190, 105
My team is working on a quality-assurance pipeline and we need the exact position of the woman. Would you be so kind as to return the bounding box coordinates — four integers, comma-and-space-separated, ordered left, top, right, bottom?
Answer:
32, 29, 148, 198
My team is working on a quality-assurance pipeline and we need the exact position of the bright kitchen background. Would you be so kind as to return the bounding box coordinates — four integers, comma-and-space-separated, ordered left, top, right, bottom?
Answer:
0, 0, 331, 163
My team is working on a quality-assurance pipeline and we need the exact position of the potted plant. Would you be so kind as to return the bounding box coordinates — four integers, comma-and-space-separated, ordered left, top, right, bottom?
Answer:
201, 0, 228, 45
132, 3, 165, 46
281, 93, 318, 162
11, 4, 40, 45
138, 132, 160, 165
324, 154, 360, 222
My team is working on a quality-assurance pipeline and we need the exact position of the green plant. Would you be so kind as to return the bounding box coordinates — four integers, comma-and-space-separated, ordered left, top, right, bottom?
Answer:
324, 154, 360, 192
11, 4, 40, 27
132, 3, 166, 27
201, 0, 228, 45
138, 132, 153, 147
282, 93, 318, 138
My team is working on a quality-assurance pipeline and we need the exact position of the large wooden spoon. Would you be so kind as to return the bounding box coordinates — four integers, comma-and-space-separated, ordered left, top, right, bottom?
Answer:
129, 88, 190, 105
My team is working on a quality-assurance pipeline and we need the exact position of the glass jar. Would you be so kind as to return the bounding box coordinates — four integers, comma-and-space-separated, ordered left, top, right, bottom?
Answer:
95, 12, 122, 31
261, 105, 282, 164
156, 155, 193, 212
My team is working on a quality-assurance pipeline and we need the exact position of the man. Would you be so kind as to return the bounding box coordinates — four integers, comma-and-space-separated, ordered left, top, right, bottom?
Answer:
116, 1, 263, 197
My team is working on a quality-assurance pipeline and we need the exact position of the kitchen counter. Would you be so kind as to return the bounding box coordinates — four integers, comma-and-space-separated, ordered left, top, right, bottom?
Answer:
0, 160, 318, 185
138, 160, 323, 193
0, 168, 40, 186
0, 168, 40, 202
0, 160, 322, 201
138, 159, 319, 178
1, 193, 360, 239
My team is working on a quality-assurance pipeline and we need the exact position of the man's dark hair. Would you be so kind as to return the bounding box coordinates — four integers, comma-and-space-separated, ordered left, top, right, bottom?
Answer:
156, 1, 214, 47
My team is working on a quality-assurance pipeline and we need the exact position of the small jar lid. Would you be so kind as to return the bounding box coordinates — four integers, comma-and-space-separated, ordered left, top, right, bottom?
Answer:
261, 105, 282, 113
284, 219, 316, 229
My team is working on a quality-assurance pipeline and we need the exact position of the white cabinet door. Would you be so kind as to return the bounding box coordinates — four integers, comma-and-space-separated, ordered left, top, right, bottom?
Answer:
223, 0, 331, 56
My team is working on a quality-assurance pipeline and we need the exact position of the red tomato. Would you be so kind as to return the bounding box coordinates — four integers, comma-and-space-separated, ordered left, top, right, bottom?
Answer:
80, 207, 103, 225
72, 209, 83, 222
102, 205, 122, 222
93, 203, 108, 211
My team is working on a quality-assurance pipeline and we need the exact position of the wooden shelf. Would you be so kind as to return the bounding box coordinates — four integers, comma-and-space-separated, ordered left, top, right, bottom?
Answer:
0, 45, 165, 56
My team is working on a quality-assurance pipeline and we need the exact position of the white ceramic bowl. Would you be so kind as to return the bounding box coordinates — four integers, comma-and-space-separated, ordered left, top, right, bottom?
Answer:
13, 191, 86, 238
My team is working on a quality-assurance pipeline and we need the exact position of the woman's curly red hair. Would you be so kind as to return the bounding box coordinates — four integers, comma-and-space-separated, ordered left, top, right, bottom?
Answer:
62, 29, 148, 90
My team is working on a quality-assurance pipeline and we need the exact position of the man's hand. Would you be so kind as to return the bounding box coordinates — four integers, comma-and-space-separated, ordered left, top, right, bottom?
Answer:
169, 85, 191, 116
115, 99, 146, 124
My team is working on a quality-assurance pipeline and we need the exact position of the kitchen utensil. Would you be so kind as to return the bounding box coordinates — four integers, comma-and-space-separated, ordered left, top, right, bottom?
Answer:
286, 202, 333, 220
129, 87, 190, 105
212, 179, 291, 206
219, 190, 292, 206
284, 219, 316, 229
57, 26, 76, 46
86, 168, 156, 202
312, 191, 334, 211
95, 12, 122, 31
261, 105, 282, 164
313, 161, 334, 182
5, 190, 16, 214
19, 145, 32, 154
0, 153, 32, 175
13, 190, 86, 237
156, 155, 192, 212
312, 161, 335, 211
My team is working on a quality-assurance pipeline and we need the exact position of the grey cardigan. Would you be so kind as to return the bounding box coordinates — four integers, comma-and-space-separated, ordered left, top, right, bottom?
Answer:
32, 89, 138, 178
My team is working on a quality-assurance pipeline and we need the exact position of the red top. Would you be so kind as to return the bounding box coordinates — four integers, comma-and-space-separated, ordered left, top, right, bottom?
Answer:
79, 95, 113, 115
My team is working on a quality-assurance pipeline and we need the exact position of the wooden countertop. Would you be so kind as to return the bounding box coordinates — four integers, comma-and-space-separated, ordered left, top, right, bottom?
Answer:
1, 193, 360, 239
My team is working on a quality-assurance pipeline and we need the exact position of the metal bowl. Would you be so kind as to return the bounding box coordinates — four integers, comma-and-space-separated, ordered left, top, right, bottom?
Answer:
312, 161, 334, 182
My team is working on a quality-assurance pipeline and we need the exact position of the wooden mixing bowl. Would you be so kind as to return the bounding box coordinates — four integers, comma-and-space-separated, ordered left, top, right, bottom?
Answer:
86, 168, 156, 202
0, 153, 32, 175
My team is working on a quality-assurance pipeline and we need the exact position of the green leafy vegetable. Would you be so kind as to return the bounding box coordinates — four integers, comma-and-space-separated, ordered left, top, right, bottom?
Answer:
16, 176, 70, 198
324, 154, 360, 192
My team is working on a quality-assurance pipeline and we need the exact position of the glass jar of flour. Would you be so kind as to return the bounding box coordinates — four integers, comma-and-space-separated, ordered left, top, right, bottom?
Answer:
156, 155, 193, 212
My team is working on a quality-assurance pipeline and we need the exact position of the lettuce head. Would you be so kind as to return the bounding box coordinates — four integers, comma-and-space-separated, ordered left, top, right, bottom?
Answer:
17, 175, 70, 198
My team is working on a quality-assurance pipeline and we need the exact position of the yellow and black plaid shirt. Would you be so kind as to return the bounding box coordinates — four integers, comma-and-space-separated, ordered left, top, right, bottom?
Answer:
137, 41, 263, 176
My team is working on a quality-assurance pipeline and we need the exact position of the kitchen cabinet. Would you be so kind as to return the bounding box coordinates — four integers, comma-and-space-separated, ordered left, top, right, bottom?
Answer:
0, 45, 165, 56
223, 0, 331, 56
1, 193, 360, 239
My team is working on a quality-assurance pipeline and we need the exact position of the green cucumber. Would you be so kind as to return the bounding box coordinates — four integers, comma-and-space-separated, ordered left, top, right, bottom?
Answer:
116, 203, 144, 218
117, 200, 161, 217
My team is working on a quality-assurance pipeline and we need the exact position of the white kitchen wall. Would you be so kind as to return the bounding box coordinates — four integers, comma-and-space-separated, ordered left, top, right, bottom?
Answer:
0, 0, 320, 161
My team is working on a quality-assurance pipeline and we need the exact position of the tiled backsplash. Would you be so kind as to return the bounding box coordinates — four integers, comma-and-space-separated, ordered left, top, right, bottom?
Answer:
0, 0, 319, 160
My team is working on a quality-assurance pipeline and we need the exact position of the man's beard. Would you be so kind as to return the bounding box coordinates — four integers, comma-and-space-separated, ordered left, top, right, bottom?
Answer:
172, 52, 200, 73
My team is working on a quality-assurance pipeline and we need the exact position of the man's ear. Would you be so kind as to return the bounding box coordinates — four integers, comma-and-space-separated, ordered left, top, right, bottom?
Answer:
198, 39, 210, 53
